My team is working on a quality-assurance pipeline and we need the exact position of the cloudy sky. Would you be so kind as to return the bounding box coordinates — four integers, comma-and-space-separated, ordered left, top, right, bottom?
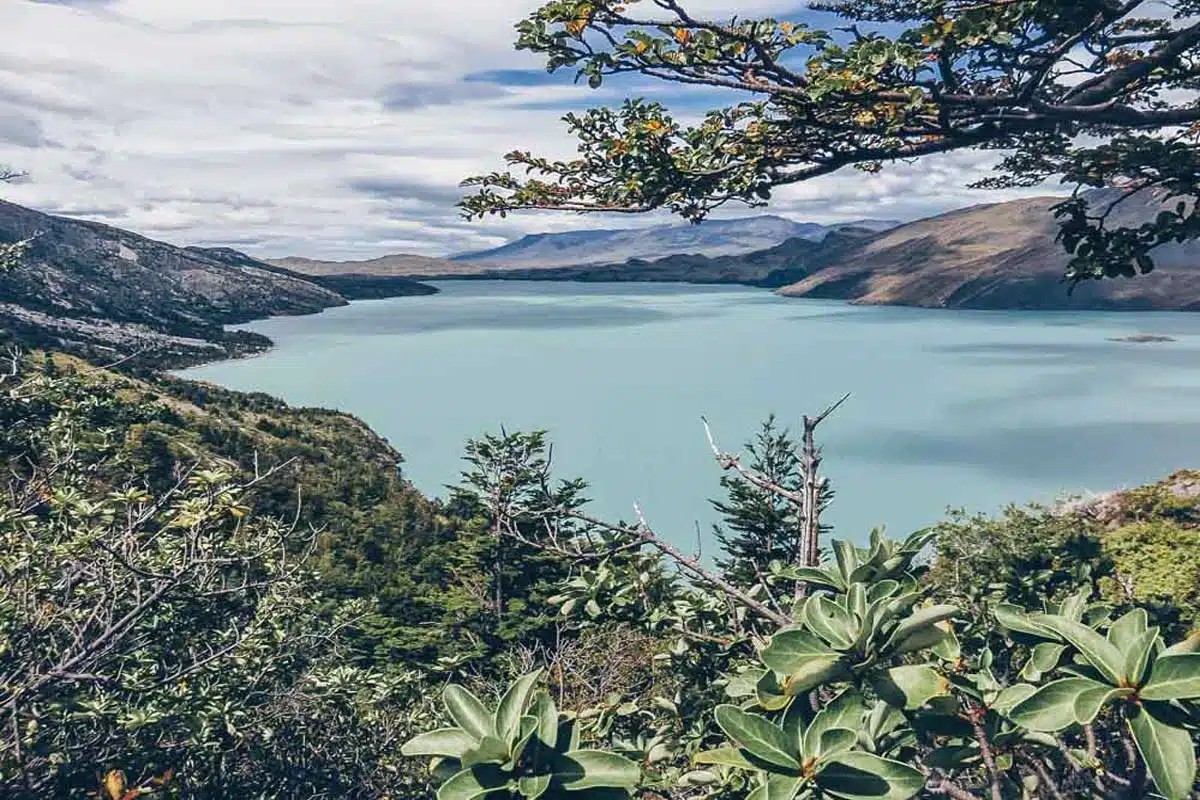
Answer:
0, 0, 1070, 260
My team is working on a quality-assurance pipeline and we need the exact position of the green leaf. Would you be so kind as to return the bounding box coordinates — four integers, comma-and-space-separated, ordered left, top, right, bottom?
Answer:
817, 728, 858, 761
1006, 677, 1111, 732
444, 685, 495, 740
1022, 643, 1067, 680
762, 628, 837, 676
833, 540, 858, 583
806, 595, 858, 649
1162, 629, 1200, 656
1030, 615, 1126, 684
1072, 684, 1124, 726
1128, 702, 1197, 799
1107, 608, 1148, 650
764, 773, 803, 800
1140, 653, 1200, 700
714, 705, 800, 769
883, 605, 958, 653
817, 752, 925, 800
519, 774, 551, 799
782, 655, 846, 696
872, 665, 949, 711
694, 747, 758, 769
553, 750, 641, 790
756, 669, 793, 711
495, 670, 543, 744
462, 735, 511, 766
530, 691, 559, 746
802, 689, 865, 758
792, 567, 845, 592
993, 604, 1058, 640
437, 764, 507, 800
402, 729, 478, 759
990, 683, 1036, 715
1123, 628, 1160, 688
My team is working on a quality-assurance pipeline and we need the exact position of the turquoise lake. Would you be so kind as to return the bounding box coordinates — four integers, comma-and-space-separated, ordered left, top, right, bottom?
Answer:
181, 281, 1200, 551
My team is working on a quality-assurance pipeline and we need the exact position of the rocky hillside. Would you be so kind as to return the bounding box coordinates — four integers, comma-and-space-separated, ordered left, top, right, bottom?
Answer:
448, 215, 899, 270
0, 200, 435, 367
777, 190, 1200, 310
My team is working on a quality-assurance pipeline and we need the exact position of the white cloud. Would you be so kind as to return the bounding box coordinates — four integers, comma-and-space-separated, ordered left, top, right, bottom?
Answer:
0, 0, 1065, 260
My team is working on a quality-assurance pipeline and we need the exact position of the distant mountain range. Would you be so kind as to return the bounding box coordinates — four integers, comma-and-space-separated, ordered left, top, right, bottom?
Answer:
449, 215, 901, 269
0, 200, 435, 368
4, 186, 1199, 373
776, 188, 1200, 310
377, 190, 1200, 311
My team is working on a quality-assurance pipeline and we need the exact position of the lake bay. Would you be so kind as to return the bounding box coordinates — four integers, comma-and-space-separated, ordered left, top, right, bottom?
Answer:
181, 281, 1200, 550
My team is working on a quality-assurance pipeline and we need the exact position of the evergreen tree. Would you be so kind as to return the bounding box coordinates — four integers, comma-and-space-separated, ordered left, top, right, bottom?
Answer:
711, 415, 834, 592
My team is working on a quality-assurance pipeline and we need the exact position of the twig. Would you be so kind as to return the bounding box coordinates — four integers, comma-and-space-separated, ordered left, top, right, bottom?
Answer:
630, 504, 793, 628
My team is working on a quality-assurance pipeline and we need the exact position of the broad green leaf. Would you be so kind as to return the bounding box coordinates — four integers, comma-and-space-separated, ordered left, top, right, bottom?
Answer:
993, 604, 1058, 640
756, 669, 793, 711
817, 728, 858, 761
530, 691, 559, 746
1162, 629, 1200, 656
437, 764, 506, 800
990, 683, 1036, 714
847, 583, 868, 619
764, 773, 803, 800
402, 728, 478, 759
792, 567, 845, 592
507, 715, 540, 768
1030, 615, 1126, 684
891, 625, 954, 657
872, 665, 949, 711
806, 595, 858, 649
782, 655, 846, 696
1007, 677, 1110, 732
930, 625, 961, 662
762, 628, 837, 676
1128, 703, 1197, 800
1123, 628, 1160, 688
883, 605, 958, 653
802, 689, 866, 758
1107, 608, 1149, 650
519, 774, 551, 800
1072, 684, 1125, 726
833, 540, 858, 583
1021, 643, 1067, 681
866, 580, 900, 603
694, 747, 758, 769
1140, 653, 1200, 700
554, 750, 641, 790
461, 735, 511, 766
444, 685, 494, 740
817, 752, 924, 800
495, 670, 543, 744
714, 705, 800, 769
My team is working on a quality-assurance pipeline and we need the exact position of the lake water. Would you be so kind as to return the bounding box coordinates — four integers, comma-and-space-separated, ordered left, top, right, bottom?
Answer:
181, 281, 1200, 551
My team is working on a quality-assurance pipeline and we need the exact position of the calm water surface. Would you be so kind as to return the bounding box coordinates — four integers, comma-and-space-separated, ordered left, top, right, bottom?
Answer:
181, 281, 1200, 550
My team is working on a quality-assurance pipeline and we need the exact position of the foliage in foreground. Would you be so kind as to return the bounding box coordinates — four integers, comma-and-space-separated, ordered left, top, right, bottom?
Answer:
461, 0, 1200, 284
405, 429, 1200, 799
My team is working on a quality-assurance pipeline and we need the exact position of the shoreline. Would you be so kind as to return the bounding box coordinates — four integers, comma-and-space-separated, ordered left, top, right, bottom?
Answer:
170, 277, 1189, 377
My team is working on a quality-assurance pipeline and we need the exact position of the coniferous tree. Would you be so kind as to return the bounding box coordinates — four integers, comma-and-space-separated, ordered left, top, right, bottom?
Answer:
710, 415, 834, 592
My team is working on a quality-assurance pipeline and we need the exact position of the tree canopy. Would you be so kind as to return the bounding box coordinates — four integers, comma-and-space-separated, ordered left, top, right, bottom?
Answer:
461, 0, 1200, 284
